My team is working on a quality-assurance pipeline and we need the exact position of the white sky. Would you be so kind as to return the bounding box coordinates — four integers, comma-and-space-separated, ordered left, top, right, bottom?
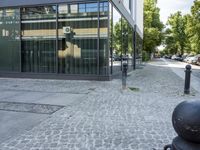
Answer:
157, 0, 195, 24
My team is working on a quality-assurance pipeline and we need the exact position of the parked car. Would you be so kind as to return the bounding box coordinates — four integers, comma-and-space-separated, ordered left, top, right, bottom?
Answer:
113, 54, 121, 61
191, 54, 200, 64
181, 55, 188, 60
184, 55, 194, 62
187, 56, 196, 64
186, 55, 200, 64
163, 55, 168, 59
122, 55, 129, 61
164, 55, 171, 59
175, 56, 183, 61
171, 55, 177, 60
171, 55, 183, 61
109, 56, 115, 62
196, 56, 200, 65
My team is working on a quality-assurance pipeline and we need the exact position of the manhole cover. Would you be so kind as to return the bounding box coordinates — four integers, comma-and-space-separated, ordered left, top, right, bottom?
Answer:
0, 102, 64, 114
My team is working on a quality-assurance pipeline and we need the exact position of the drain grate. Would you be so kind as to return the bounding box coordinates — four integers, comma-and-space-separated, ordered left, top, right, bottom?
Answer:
0, 101, 65, 114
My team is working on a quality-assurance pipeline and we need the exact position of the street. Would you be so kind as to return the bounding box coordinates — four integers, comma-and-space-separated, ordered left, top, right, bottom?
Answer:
161, 58, 200, 93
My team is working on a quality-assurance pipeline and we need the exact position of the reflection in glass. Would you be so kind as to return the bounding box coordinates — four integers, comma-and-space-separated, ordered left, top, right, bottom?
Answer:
100, 2, 109, 12
122, 18, 134, 72
128, 26, 134, 71
0, 1, 113, 77
136, 32, 143, 66
85, 3, 98, 12
70, 5, 78, 13
112, 5, 122, 75
110, 4, 134, 75
21, 6, 57, 73
58, 4, 68, 14
109, 2, 113, 74
58, 3, 99, 74
0, 8, 20, 72
99, 1, 109, 75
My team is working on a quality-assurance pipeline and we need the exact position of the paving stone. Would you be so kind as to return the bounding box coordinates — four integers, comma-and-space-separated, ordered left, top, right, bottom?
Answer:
0, 59, 200, 150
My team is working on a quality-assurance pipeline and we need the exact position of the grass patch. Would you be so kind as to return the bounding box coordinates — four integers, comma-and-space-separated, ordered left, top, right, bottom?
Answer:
129, 87, 140, 92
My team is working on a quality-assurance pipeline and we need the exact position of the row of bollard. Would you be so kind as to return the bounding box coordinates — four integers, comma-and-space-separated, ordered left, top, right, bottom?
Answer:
164, 65, 200, 150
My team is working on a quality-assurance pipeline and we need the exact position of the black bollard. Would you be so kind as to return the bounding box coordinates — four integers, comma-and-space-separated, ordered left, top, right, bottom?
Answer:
184, 65, 192, 94
164, 101, 200, 150
122, 63, 128, 89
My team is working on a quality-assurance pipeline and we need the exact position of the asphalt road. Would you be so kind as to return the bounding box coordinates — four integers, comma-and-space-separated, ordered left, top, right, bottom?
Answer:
162, 58, 200, 78
162, 58, 200, 93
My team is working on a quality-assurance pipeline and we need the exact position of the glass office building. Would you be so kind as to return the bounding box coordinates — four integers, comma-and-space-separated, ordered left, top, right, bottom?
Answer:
0, 0, 143, 80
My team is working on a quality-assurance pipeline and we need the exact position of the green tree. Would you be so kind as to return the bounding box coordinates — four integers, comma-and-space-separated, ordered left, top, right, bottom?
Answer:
113, 19, 122, 55
184, 14, 193, 53
143, 0, 164, 56
166, 11, 187, 55
164, 0, 200, 55
164, 28, 177, 54
113, 18, 133, 55
186, 0, 200, 54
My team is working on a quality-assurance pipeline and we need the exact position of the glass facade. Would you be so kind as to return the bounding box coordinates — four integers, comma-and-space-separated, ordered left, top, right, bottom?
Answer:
21, 6, 57, 73
136, 32, 143, 66
57, 2, 109, 75
0, 8, 20, 72
0, 0, 143, 79
99, 2, 109, 75
110, 4, 135, 75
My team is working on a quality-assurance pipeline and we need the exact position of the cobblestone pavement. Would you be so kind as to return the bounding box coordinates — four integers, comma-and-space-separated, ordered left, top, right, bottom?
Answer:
0, 59, 199, 150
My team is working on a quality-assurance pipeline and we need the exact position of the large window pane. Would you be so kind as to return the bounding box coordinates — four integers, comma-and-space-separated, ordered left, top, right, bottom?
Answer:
136, 32, 143, 67
122, 18, 134, 72
0, 8, 20, 72
127, 25, 134, 71
111, 3, 134, 74
109, 2, 113, 74
70, 5, 78, 13
58, 3, 98, 75
21, 6, 57, 73
112, 6, 122, 75
99, 1, 109, 75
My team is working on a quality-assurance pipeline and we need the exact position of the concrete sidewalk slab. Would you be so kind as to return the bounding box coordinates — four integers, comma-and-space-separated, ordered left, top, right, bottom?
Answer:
0, 110, 48, 144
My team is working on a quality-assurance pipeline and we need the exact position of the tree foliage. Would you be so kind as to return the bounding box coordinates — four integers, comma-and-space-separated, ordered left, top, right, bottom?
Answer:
187, 0, 200, 53
163, 28, 177, 54
143, 0, 164, 54
113, 18, 133, 55
164, 0, 200, 55
165, 12, 187, 55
